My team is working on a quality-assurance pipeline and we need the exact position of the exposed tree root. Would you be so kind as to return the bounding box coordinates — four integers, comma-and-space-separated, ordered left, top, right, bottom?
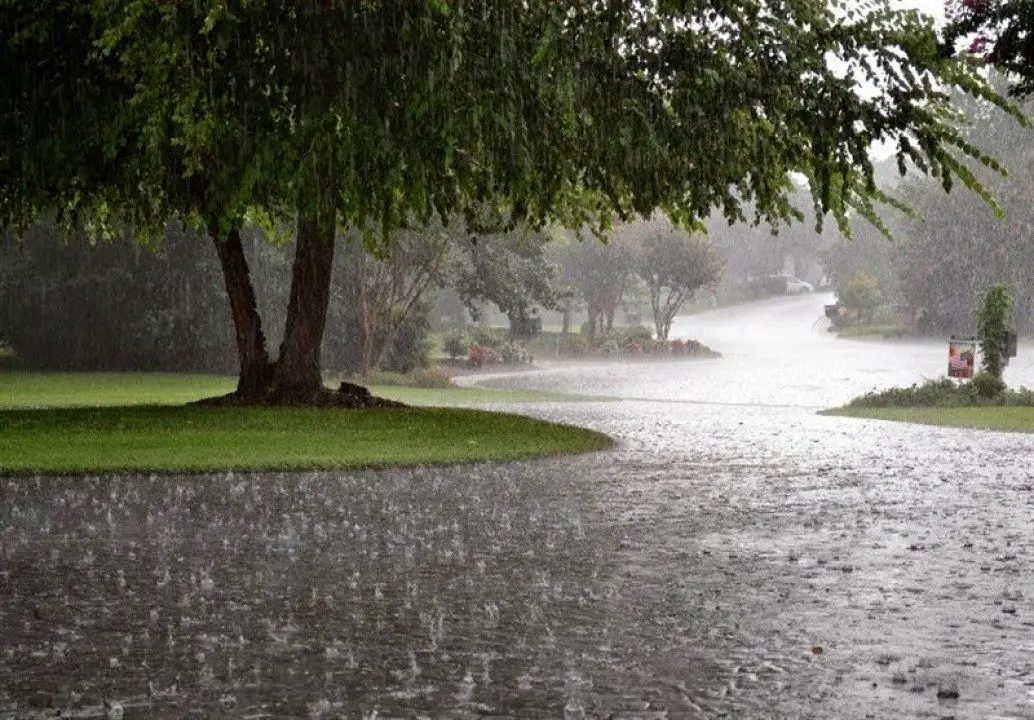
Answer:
192, 381, 406, 409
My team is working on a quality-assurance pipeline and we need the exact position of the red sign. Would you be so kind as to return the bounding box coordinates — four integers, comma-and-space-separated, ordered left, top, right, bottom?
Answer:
948, 338, 975, 379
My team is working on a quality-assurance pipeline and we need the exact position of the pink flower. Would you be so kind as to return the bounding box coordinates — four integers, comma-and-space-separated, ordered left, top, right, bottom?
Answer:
968, 35, 990, 54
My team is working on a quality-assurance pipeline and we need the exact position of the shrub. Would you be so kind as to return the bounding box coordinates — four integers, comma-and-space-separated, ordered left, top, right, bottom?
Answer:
971, 370, 1006, 399
838, 271, 882, 323
468, 326, 507, 350
594, 332, 621, 356
498, 341, 532, 365
615, 325, 654, 351
381, 305, 433, 373
443, 329, 469, 359
846, 377, 1034, 408
468, 344, 502, 368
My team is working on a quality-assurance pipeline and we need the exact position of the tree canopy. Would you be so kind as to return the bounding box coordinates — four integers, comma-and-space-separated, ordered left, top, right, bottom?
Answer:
627, 218, 724, 341
1, 0, 1017, 404
945, 0, 1034, 97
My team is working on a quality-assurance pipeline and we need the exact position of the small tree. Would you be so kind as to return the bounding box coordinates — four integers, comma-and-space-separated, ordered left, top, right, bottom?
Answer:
975, 282, 1013, 381
634, 227, 723, 341
453, 225, 565, 337
838, 271, 883, 323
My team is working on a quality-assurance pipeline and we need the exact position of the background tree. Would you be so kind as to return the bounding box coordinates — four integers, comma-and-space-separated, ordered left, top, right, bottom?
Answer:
625, 218, 723, 341
324, 225, 452, 377
893, 78, 1034, 334
0, 220, 235, 371
453, 225, 565, 338
558, 232, 636, 343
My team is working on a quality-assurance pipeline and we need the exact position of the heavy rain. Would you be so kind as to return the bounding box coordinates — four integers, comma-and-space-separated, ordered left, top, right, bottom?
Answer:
3, 1, 1034, 720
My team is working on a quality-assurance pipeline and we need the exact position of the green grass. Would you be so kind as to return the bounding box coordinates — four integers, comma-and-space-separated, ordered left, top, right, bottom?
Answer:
829, 323, 909, 339
0, 372, 613, 474
372, 385, 608, 405
0, 372, 239, 408
0, 371, 602, 409
822, 405, 1034, 433
0, 405, 613, 475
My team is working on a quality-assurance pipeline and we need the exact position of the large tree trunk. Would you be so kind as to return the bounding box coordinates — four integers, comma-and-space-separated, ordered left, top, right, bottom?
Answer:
210, 226, 274, 398
274, 184, 337, 399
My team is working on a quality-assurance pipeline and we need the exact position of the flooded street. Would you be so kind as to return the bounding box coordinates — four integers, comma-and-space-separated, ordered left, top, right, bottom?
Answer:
3, 294, 1034, 719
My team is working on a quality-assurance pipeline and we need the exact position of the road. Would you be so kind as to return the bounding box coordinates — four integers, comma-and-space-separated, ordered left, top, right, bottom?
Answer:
2, 294, 1032, 719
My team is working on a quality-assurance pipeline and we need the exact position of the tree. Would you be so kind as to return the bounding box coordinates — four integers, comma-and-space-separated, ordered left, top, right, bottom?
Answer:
625, 218, 723, 341
324, 225, 452, 377
892, 77, 1034, 334
0, 220, 235, 371
944, 0, 1034, 96
453, 225, 565, 338
558, 232, 636, 343
969, 282, 1014, 397
3, 0, 1018, 406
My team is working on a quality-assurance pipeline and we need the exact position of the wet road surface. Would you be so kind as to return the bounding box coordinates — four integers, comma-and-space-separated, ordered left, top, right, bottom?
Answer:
3, 294, 1033, 719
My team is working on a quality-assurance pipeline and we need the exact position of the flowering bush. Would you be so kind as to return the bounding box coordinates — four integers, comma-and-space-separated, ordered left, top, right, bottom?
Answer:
468, 344, 502, 368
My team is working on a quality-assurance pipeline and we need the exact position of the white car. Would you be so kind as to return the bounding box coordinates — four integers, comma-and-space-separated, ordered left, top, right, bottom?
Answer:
784, 277, 814, 293
768, 274, 814, 293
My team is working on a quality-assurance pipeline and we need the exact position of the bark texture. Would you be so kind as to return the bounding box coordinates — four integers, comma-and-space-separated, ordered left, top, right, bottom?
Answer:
273, 191, 337, 399
210, 226, 274, 398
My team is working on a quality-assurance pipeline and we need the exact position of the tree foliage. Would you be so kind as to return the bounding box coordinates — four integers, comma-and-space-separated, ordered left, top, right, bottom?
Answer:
325, 226, 452, 376
975, 282, 1013, 381
893, 78, 1034, 334
453, 224, 565, 335
557, 232, 636, 343
625, 218, 723, 341
0, 221, 234, 371
944, 0, 1034, 97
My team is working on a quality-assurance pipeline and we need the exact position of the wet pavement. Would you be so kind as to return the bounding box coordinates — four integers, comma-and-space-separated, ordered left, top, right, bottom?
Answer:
3, 294, 1033, 719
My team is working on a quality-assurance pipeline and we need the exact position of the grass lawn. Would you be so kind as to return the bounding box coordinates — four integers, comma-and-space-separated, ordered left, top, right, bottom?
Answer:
822, 405, 1034, 433
0, 371, 602, 409
829, 323, 909, 340
0, 372, 614, 475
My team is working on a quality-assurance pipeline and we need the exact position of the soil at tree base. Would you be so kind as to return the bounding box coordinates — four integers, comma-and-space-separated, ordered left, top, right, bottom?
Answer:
192, 381, 406, 409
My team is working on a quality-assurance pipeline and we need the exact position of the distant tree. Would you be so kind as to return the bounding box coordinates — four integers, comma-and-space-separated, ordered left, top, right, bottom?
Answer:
324, 225, 452, 377
0, 220, 234, 371
558, 232, 636, 344
894, 78, 1034, 333
626, 218, 723, 341
453, 225, 565, 338
975, 283, 1013, 381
